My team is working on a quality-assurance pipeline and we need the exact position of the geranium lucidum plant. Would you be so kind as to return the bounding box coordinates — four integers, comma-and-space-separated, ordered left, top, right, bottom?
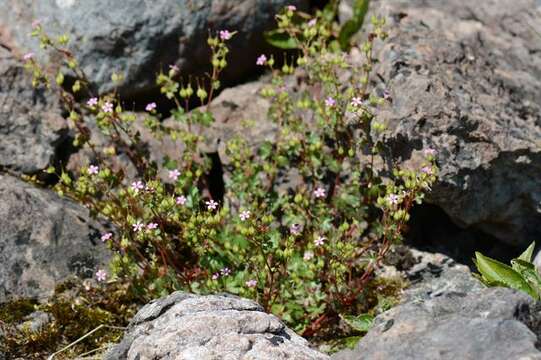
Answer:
24, 7, 437, 336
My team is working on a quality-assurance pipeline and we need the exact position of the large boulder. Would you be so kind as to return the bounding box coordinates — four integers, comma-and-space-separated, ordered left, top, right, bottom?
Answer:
104, 292, 330, 360
0, 46, 67, 174
333, 249, 541, 360
0, 0, 309, 98
369, 0, 541, 246
0, 174, 110, 302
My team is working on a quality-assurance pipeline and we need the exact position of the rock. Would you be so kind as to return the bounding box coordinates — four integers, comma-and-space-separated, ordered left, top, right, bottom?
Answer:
334, 287, 541, 360
0, 174, 110, 302
105, 292, 330, 360
0, 46, 67, 174
0, 0, 309, 98
368, 0, 541, 246
333, 248, 541, 360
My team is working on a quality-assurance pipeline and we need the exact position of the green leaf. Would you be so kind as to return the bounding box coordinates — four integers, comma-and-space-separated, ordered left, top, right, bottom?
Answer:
338, 0, 370, 50
475, 252, 536, 298
340, 313, 374, 332
264, 30, 299, 50
518, 241, 536, 263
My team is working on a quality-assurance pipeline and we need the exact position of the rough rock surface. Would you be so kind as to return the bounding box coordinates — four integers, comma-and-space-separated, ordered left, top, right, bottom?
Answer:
105, 292, 330, 360
369, 0, 541, 245
333, 249, 541, 360
0, 174, 109, 302
0, 0, 308, 98
0, 46, 67, 174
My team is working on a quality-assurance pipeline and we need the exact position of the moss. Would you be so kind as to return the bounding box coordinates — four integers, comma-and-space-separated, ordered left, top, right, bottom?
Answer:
0, 279, 141, 359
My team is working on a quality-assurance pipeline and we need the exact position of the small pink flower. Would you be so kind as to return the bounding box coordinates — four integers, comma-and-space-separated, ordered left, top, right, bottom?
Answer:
351, 97, 363, 107
303, 251, 314, 261
212, 273, 220, 280
176, 195, 187, 205
245, 279, 257, 288
290, 223, 302, 236
145, 102, 156, 112
206, 199, 219, 211
325, 97, 336, 107
256, 54, 267, 66
169, 64, 179, 74
308, 19, 317, 27
239, 210, 251, 221
421, 166, 433, 175
387, 194, 400, 205
424, 148, 437, 157
220, 267, 231, 276
147, 222, 158, 230
314, 236, 326, 247
31, 20, 41, 29
88, 165, 99, 175
100, 232, 112, 242
86, 97, 98, 107
131, 180, 144, 193
102, 101, 113, 113
219, 30, 232, 41
313, 187, 326, 199
95, 269, 107, 282
287, 5, 297, 11
132, 222, 144, 232
23, 52, 34, 61
168, 169, 181, 181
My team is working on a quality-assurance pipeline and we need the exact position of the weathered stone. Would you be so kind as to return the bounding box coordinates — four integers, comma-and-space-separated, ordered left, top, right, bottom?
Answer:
333, 287, 541, 360
0, 0, 309, 98
0, 46, 67, 174
367, 0, 541, 245
0, 174, 109, 302
105, 292, 330, 360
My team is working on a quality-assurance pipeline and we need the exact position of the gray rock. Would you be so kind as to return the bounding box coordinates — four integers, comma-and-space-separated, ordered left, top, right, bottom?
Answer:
369, 0, 541, 245
334, 287, 541, 360
0, 0, 308, 98
0, 46, 67, 174
0, 174, 110, 302
105, 292, 330, 360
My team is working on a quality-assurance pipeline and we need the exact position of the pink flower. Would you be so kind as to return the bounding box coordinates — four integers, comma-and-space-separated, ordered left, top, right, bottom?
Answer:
351, 97, 363, 107
147, 222, 158, 230
325, 97, 336, 107
256, 54, 267, 66
290, 223, 302, 236
145, 102, 156, 112
314, 235, 326, 247
31, 20, 41, 29
308, 19, 317, 27
239, 210, 251, 221
313, 187, 326, 199
132, 222, 144, 232
100, 232, 112, 242
169, 64, 179, 74
131, 180, 145, 193
95, 269, 107, 282
387, 194, 400, 205
303, 251, 314, 261
220, 267, 231, 276
287, 5, 297, 11
424, 148, 437, 157
102, 101, 113, 113
219, 30, 232, 41
176, 195, 187, 205
206, 199, 219, 211
245, 279, 257, 288
23, 52, 34, 61
212, 273, 220, 280
88, 165, 99, 175
421, 166, 433, 175
86, 97, 98, 107
168, 169, 181, 181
